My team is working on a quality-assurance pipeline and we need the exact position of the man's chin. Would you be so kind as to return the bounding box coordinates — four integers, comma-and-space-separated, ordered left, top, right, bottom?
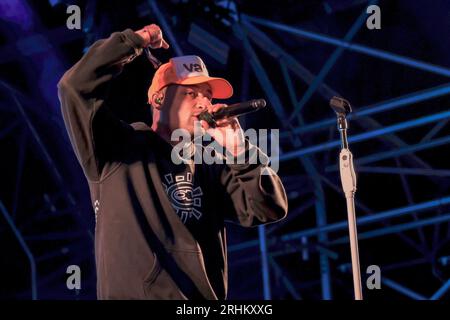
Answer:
172, 125, 195, 137
190, 121, 205, 136
172, 121, 203, 137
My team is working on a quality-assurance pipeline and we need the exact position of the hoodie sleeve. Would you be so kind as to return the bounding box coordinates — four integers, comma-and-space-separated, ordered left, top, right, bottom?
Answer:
57, 29, 146, 181
219, 143, 288, 227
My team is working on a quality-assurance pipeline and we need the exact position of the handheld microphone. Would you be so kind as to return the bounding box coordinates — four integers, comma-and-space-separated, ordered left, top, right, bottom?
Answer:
198, 99, 266, 127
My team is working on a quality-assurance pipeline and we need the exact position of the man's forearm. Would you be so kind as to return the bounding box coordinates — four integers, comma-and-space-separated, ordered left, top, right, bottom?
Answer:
59, 29, 145, 95
57, 29, 146, 180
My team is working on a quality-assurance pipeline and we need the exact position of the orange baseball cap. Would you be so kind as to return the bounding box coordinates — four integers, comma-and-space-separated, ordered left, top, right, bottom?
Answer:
148, 55, 233, 102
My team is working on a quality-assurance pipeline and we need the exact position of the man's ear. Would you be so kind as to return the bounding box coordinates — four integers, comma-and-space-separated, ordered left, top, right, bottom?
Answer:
151, 91, 164, 110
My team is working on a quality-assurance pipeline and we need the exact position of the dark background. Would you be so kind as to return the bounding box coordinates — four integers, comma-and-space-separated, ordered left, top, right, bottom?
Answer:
0, 0, 449, 300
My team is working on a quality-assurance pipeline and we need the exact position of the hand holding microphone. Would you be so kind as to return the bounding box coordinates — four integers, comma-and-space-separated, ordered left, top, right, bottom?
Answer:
197, 99, 266, 156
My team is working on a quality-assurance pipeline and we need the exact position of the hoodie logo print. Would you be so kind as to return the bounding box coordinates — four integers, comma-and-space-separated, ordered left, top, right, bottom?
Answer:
162, 172, 203, 223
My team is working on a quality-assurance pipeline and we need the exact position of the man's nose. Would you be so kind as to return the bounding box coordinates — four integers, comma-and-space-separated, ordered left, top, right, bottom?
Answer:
195, 97, 211, 110
195, 104, 206, 112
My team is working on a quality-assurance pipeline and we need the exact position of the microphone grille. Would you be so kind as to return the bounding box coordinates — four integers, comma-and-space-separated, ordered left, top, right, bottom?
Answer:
330, 96, 351, 114
253, 99, 267, 109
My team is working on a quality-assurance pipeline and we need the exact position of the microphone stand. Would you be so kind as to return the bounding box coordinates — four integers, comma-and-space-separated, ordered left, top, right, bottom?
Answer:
330, 97, 363, 300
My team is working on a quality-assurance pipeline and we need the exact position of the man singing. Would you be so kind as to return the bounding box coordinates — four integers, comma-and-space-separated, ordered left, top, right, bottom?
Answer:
58, 24, 288, 300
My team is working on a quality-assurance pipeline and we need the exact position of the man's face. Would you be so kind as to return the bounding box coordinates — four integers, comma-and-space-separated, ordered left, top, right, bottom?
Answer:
161, 83, 213, 135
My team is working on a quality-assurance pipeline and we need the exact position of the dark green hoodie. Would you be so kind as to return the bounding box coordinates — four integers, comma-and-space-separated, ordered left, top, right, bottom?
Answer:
57, 29, 288, 300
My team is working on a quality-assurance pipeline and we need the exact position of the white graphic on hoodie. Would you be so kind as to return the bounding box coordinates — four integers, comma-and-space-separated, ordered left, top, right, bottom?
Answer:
162, 172, 203, 223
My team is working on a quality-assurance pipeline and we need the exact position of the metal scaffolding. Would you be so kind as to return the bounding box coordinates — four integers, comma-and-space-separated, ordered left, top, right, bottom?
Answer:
0, 0, 449, 300
226, 2, 450, 300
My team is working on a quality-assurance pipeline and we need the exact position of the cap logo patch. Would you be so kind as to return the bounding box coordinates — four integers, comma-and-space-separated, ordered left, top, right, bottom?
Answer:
183, 63, 203, 73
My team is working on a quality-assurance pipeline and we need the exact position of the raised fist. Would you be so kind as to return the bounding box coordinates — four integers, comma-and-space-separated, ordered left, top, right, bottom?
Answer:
135, 24, 169, 49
